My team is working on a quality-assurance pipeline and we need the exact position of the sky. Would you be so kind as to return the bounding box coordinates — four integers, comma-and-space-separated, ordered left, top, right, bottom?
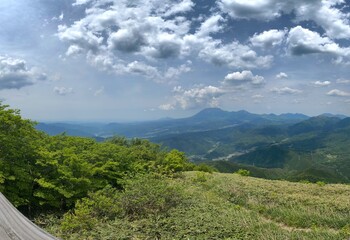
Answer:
1, 0, 350, 122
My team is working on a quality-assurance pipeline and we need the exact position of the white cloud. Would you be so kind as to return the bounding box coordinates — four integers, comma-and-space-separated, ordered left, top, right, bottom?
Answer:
223, 70, 265, 86
271, 87, 302, 95
336, 79, 350, 84
164, 62, 192, 80
162, 0, 194, 17
0, 56, 47, 90
219, 0, 350, 39
250, 29, 287, 48
314, 81, 331, 86
159, 103, 175, 111
58, 0, 273, 82
327, 89, 350, 97
276, 72, 288, 79
252, 94, 264, 99
199, 41, 273, 69
287, 26, 350, 56
161, 85, 225, 110
196, 15, 225, 37
218, 0, 285, 21
52, 12, 64, 21
94, 86, 104, 96
54, 86, 74, 96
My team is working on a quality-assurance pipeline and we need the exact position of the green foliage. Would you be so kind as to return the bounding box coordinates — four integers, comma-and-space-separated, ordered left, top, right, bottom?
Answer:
0, 102, 42, 209
316, 181, 326, 186
44, 172, 350, 240
193, 163, 216, 173
0, 103, 192, 214
158, 149, 191, 173
120, 174, 185, 219
60, 174, 185, 238
236, 169, 250, 176
192, 171, 209, 183
61, 185, 121, 234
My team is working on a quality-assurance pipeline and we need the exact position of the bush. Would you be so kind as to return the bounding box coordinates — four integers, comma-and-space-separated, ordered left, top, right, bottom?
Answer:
236, 169, 250, 176
60, 174, 186, 236
193, 172, 209, 183
316, 181, 326, 186
61, 185, 121, 234
121, 174, 185, 218
194, 163, 217, 173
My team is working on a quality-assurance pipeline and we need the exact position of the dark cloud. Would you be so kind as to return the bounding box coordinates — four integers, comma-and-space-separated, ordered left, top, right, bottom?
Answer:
0, 56, 47, 90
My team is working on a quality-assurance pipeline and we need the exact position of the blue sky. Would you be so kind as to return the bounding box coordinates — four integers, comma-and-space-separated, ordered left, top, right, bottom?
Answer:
1, 0, 350, 121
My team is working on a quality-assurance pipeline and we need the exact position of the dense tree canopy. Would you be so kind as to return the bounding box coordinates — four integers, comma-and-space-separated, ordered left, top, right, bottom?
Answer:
0, 103, 197, 214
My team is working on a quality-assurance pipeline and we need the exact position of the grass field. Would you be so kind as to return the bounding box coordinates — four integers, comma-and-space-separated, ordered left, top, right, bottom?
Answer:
43, 172, 350, 240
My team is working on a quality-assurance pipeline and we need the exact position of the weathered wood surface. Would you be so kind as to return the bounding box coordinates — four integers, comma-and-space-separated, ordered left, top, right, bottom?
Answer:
0, 193, 59, 240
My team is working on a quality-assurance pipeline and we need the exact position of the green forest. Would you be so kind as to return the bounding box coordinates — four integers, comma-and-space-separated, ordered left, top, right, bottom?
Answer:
0, 103, 211, 213
1, 103, 350, 239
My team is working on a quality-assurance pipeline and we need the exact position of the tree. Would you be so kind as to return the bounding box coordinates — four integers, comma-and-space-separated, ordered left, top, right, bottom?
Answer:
0, 103, 42, 211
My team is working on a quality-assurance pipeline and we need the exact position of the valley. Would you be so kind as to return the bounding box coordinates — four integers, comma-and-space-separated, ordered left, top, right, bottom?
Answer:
37, 108, 350, 183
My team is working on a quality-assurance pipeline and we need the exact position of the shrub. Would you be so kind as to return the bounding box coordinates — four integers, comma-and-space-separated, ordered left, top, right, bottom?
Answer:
60, 174, 186, 236
193, 172, 209, 183
236, 169, 250, 176
316, 181, 326, 186
121, 174, 185, 218
61, 185, 122, 234
194, 163, 217, 173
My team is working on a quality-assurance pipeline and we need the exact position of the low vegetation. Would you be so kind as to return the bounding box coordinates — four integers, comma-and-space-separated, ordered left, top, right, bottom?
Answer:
43, 172, 350, 240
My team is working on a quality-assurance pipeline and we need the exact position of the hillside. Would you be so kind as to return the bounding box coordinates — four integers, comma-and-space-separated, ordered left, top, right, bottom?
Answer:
152, 115, 350, 183
43, 172, 350, 240
36, 108, 350, 183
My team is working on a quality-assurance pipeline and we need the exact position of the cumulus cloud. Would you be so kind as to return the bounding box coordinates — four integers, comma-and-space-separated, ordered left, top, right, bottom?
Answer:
314, 81, 331, 86
287, 26, 350, 56
271, 87, 302, 95
58, 0, 194, 62
199, 42, 273, 69
219, 0, 350, 39
196, 15, 225, 37
327, 89, 350, 97
276, 72, 288, 79
223, 70, 265, 86
160, 85, 225, 110
164, 62, 192, 80
57, 0, 273, 82
159, 103, 175, 111
250, 29, 287, 48
54, 86, 74, 96
0, 56, 47, 90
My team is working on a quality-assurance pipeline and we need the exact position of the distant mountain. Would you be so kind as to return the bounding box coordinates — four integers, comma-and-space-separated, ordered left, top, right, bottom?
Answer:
36, 109, 350, 183
319, 113, 348, 119
37, 108, 310, 138
36, 123, 96, 137
151, 115, 350, 183
288, 116, 340, 135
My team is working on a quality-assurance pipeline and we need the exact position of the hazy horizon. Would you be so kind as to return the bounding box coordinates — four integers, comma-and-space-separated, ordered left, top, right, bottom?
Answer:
1, 0, 350, 121
34, 107, 348, 123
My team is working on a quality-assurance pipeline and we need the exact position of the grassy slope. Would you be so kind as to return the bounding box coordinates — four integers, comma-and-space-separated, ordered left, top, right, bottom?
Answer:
45, 172, 350, 240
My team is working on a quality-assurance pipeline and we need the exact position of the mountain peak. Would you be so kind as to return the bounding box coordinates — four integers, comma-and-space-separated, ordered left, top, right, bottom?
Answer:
192, 108, 227, 117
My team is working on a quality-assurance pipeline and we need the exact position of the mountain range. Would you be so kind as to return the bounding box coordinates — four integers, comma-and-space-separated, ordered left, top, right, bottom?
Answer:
36, 108, 311, 138
36, 108, 350, 183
